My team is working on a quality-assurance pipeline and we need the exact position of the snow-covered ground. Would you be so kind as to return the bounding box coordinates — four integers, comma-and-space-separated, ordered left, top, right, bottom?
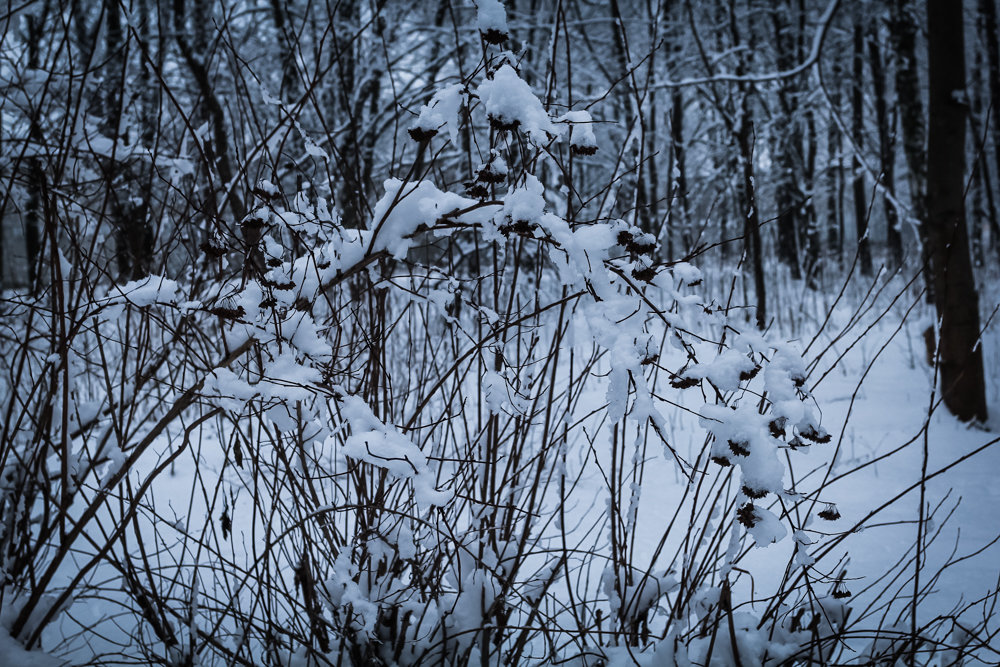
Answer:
5, 266, 1000, 666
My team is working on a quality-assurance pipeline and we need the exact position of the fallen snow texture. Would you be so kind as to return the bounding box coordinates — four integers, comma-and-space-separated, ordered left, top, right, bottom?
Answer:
670, 261, 702, 286
0, 632, 63, 667
202, 351, 324, 424
369, 179, 496, 259
476, 149, 508, 178
682, 348, 757, 391
338, 395, 450, 506
0, 593, 65, 667
700, 404, 785, 498
476, 0, 509, 35
323, 552, 380, 637
499, 174, 615, 293
482, 370, 527, 415
102, 275, 179, 306
411, 83, 465, 144
559, 109, 598, 149
602, 567, 678, 624
744, 504, 787, 547
476, 65, 560, 143
500, 172, 546, 223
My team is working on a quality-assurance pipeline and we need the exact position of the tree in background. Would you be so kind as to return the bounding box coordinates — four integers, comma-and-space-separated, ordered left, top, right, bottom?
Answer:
925, 0, 988, 421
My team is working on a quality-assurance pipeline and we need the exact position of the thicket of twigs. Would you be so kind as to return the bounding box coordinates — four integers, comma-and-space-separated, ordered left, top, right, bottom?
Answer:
1, 1, 998, 665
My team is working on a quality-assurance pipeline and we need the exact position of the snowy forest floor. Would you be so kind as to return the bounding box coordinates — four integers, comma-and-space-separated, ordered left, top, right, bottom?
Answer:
9, 263, 1000, 666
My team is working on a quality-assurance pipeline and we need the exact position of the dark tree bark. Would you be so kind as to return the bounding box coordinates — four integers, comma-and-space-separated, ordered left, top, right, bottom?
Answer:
270, 0, 299, 100
868, 26, 901, 269
173, 0, 248, 272
925, 0, 988, 422
23, 11, 46, 291
101, 0, 153, 280
772, 0, 803, 279
969, 43, 1000, 265
728, 4, 766, 329
978, 0, 1000, 198
827, 55, 844, 267
851, 18, 873, 276
890, 0, 928, 282
330, 1, 382, 231
668, 87, 690, 254
798, 0, 819, 285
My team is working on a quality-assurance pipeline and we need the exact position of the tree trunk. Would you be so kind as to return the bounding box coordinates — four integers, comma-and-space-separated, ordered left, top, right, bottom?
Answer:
102, 0, 153, 280
669, 87, 690, 254
926, 0, 988, 422
978, 0, 1000, 198
851, 19, 873, 276
827, 56, 844, 268
24, 11, 46, 291
799, 0, 819, 286
869, 27, 901, 269
727, 2, 766, 328
969, 42, 1000, 265
890, 0, 929, 288
772, 0, 803, 279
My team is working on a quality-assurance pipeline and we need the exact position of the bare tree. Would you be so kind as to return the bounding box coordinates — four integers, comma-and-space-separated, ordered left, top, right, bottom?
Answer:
925, 0, 988, 421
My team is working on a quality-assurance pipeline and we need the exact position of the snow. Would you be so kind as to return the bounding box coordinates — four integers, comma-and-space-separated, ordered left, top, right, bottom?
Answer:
410, 83, 465, 144
559, 109, 599, 153
0, 632, 62, 667
0, 594, 65, 667
681, 348, 758, 391
337, 394, 450, 507
476, 64, 560, 143
102, 275, 179, 306
368, 178, 496, 258
742, 503, 788, 546
475, 0, 509, 42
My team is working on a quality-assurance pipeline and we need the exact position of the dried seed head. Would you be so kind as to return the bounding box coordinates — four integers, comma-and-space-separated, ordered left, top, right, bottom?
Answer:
728, 439, 750, 457
199, 240, 227, 258
465, 182, 490, 199
739, 365, 761, 381
261, 278, 295, 291
616, 229, 657, 256
737, 502, 758, 528
476, 169, 506, 185
818, 504, 841, 521
631, 266, 657, 283
209, 305, 245, 320
769, 417, 787, 438
220, 507, 232, 540
799, 425, 832, 444
498, 219, 537, 236
481, 28, 509, 45
832, 585, 852, 599
571, 143, 598, 156
488, 115, 520, 133
742, 485, 769, 499
711, 455, 731, 467
408, 126, 438, 142
241, 215, 268, 231
252, 183, 281, 202
670, 376, 700, 389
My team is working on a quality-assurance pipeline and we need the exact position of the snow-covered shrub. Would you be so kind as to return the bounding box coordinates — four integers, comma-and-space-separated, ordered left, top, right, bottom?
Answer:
1, 2, 998, 666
